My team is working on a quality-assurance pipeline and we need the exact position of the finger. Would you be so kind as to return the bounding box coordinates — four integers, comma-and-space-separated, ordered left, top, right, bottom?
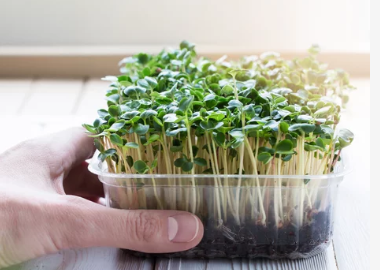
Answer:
3, 127, 95, 180
50, 196, 204, 254
39, 127, 95, 180
63, 161, 104, 198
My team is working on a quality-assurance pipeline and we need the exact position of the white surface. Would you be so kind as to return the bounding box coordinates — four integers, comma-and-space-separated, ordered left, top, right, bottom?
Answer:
20, 79, 83, 116
156, 245, 337, 270
5, 247, 154, 270
0, 79, 33, 114
332, 79, 370, 270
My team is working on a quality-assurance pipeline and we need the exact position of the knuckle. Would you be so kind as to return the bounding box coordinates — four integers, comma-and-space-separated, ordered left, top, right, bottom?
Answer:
127, 211, 162, 243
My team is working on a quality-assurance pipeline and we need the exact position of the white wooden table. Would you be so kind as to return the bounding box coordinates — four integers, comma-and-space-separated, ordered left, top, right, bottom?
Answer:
0, 78, 370, 270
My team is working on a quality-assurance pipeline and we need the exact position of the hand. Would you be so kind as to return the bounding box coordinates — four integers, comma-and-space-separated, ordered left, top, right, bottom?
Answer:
0, 127, 203, 268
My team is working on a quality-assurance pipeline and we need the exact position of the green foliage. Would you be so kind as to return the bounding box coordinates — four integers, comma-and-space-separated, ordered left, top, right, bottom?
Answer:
84, 41, 354, 175
134, 160, 149, 174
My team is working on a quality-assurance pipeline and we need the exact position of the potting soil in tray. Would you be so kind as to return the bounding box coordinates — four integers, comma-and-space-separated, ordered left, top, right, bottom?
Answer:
123, 210, 332, 259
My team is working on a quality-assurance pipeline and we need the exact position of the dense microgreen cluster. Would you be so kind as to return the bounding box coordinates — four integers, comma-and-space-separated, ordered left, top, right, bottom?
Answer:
84, 41, 354, 225
84, 41, 353, 176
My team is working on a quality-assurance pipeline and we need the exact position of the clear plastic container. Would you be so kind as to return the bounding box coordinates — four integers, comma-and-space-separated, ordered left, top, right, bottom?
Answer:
88, 155, 348, 259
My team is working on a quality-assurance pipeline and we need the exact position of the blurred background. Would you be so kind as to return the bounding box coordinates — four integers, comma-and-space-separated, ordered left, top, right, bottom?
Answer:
0, 0, 370, 151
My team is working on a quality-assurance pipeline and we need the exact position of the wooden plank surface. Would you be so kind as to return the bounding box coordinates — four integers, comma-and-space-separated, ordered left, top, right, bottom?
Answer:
0, 78, 33, 115
20, 79, 83, 116
0, 78, 44, 152
155, 245, 337, 270
0, 78, 370, 270
75, 78, 109, 117
331, 79, 370, 270
4, 248, 154, 270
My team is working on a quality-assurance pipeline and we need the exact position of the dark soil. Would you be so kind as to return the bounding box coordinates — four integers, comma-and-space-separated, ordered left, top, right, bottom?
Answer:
123, 210, 332, 259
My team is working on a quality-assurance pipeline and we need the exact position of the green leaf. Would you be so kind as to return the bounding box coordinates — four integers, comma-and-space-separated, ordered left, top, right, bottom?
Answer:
106, 94, 120, 104
316, 137, 326, 149
170, 145, 183, 152
282, 154, 293, 162
258, 146, 275, 155
258, 152, 273, 164
134, 160, 149, 174
320, 124, 334, 136
336, 128, 354, 148
125, 142, 139, 149
314, 106, 332, 116
108, 105, 121, 117
229, 148, 238, 158
121, 111, 140, 120
133, 123, 149, 135
221, 84, 234, 95
296, 115, 313, 123
243, 124, 261, 134
180, 40, 195, 50
228, 99, 243, 109
208, 111, 226, 122
200, 119, 223, 130
166, 127, 187, 136
243, 104, 257, 119
140, 109, 157, 120
182, 161, 194, 172
275, 139, 294, 154
304, 142, 324, 151
174, 155, 194, 171
155, 96, 172, 105
94, 139, 104, 152
142, 67, 151, 76
279, 121, 289, 133
288, 123, 316, 134
171, 59, 182, 66
153, 116, 163, 127
194, 157, 207, 167
97, 109, 109, 118
137, 79, 150, 89
213, 132, 225, 146
83, 124, 97, 134
144, 134, 160, 145
110, 134, 123, 146
229, 138, 244, 148
229, 129, 244, 139
126, 156, 134, 167
192, 145, 199, 157
264, 120, 278, 131
93, 118, 103, 128
204, 94, 218, 109
108, 121, 125, 132
178, 96, 194, 112
138, 98, 152, 106
163, 113, 181, 123
274, 96, 286, 104
137, 53, 149, 65
174, 157, 185, 167
98, 149, 117, 162
145, 77, 158, 88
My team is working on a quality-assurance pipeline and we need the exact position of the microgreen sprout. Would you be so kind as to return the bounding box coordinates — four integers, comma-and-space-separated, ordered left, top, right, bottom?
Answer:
84, 41, 354, 228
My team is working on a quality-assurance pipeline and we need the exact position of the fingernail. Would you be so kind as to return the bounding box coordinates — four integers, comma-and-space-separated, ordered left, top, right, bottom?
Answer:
168, 214, 199, 243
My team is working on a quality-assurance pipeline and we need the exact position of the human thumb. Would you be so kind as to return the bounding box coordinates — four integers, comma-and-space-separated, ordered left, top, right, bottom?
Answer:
50, 196, 204, 253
